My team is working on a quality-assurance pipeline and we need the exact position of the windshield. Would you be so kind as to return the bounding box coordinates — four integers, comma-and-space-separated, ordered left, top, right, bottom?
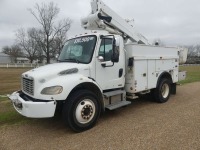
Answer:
58, 35, 97, 64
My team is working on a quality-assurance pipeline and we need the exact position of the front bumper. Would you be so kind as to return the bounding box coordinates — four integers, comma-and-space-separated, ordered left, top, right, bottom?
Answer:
8, 91, 56, 118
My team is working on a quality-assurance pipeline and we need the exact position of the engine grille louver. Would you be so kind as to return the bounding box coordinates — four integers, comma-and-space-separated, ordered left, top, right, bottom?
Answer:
22, 77, 34, 95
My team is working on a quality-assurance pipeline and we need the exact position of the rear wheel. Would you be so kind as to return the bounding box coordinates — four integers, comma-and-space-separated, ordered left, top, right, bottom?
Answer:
62, 90, 100, 132
154, 78, 171, 103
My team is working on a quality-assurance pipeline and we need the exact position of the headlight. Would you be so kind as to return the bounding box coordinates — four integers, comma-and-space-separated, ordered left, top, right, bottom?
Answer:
41, 86, 63, 95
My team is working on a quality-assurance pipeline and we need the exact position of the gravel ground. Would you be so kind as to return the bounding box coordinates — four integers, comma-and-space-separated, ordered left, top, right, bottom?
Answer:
1, 82, 200, 150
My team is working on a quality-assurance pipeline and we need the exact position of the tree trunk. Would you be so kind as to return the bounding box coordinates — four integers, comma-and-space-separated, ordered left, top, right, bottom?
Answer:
30, 58, 33, 63
46, 35, 50, 64
47, 51, 50, 64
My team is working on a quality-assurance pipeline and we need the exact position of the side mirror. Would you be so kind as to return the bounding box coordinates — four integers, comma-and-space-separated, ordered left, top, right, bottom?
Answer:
98, 56, 104, 62
111, 38, 119, 63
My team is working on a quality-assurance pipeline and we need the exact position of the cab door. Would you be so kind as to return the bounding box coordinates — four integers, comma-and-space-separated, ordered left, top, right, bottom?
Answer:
95, 37, 125, 90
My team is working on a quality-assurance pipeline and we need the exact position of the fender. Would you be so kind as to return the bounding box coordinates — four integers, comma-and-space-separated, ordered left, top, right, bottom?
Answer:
34, 74, 102, 101
67, 81, 105, 113
156, 71, 173, 88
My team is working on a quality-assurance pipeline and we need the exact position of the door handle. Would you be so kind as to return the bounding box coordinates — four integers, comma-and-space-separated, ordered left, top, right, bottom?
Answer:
119, 68, 123, 78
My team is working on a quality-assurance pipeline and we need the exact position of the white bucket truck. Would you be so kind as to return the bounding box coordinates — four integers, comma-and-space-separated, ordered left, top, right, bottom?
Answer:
8, 0, 187, 132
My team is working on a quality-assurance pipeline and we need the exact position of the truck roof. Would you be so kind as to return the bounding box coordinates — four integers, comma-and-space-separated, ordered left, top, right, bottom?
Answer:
68, 31, 114, 40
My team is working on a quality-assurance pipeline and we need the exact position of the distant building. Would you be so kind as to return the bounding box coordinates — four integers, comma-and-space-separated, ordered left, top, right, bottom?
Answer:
0, 53, 11, 63
16, 57, 29, 63
0, 53, 31, 64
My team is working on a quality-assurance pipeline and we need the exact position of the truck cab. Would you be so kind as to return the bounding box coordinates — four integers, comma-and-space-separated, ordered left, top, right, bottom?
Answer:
58, 34, 125, 91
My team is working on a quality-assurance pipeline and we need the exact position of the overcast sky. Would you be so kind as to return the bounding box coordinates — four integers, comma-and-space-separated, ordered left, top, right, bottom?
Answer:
0, 0, 200, 51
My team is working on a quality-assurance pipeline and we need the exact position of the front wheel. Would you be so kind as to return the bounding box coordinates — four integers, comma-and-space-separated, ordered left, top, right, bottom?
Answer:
62, 90, 100, 132
154, 78, 171, 103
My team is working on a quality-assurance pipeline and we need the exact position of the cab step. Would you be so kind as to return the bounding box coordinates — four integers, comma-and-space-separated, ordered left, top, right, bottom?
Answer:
103, 90, 125, 98
105, 100, 131, 110
126, 95, 139, 100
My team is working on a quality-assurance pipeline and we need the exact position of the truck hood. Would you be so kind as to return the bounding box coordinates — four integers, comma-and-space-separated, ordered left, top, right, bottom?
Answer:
22, 63, 90, 80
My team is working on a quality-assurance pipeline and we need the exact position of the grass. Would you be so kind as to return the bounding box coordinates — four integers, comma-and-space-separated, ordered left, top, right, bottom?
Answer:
179, 66, 200, 84
0, 66, 200, 127
0, 68, 30, 95
0, 68, 32, 127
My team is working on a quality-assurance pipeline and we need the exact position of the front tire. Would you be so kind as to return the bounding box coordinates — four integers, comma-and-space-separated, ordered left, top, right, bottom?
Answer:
62, 90, 100, 132
154, 78, 171, 103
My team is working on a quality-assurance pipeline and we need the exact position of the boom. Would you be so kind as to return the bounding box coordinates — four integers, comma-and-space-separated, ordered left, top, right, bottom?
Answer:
81, 0, 151, 45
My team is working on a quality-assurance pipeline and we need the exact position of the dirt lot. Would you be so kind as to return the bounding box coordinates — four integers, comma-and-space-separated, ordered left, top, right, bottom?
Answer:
1, 82, 200, 150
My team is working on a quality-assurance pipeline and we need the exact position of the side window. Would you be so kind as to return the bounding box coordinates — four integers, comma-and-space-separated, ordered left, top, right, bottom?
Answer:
99, 38, 112, 61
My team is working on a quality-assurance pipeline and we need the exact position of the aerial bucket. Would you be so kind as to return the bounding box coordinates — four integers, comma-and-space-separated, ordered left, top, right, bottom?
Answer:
178, 48, 188, 64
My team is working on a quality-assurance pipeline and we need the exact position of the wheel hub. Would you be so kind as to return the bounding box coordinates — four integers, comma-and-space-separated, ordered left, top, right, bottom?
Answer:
161, 83, 169, 98
75, 99, 96, 124
81, 104, 93, 120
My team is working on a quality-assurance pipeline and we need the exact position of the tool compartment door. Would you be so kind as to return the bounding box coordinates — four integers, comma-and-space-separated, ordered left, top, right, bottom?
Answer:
134, 59, 148, 92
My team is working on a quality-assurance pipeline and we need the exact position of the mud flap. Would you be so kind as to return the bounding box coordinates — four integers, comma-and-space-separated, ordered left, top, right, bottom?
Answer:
171, 83, 176, 95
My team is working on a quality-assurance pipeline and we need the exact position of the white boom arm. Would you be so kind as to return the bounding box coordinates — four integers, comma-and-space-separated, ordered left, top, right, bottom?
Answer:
81, 0, 151, 45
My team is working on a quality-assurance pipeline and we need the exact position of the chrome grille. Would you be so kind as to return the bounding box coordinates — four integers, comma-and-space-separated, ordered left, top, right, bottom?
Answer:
22, 77, 34, 95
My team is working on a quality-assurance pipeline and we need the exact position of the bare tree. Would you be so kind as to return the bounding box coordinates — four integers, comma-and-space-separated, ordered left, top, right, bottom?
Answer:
28, 2, 71, 63
184, 45, 200, 64
50, 22, 69, 55
2, 45, 24, 63
16, 28, 40, 63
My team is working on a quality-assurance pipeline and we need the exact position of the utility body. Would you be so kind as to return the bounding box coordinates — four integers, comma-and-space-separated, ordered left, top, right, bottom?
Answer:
8, 0, 187, 132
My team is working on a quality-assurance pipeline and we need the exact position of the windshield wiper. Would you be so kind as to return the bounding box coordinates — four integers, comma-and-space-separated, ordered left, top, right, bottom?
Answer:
63, 58, 80, 63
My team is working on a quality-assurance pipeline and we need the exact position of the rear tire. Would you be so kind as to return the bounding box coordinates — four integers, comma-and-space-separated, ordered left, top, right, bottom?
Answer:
154, 78, 171, 103
62, 90, 100, 132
